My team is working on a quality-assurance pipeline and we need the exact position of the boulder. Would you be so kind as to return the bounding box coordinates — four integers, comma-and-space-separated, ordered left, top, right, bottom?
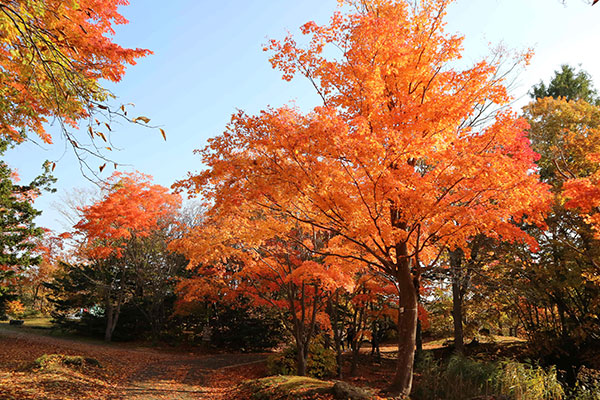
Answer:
332, 381, 372, 400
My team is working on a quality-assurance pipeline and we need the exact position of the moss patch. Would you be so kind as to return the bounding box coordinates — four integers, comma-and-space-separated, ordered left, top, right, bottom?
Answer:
34, 354, 102, 370
241, 375, 334, 400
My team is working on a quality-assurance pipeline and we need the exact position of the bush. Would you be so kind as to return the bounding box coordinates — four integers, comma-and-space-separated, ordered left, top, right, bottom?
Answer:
413, 353, 497, 400
571, 367, 600, 400
209, 304, 286, 352
267, 345, 298, 376
496, 360, 564, 400
267, 337, 337, 379
413, 354, 565, 400
34, 354, 102, 369
6, 300, 25, 319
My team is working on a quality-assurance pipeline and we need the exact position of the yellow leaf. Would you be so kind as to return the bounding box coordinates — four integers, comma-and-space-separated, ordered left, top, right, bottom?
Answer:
160, 128, 166, 141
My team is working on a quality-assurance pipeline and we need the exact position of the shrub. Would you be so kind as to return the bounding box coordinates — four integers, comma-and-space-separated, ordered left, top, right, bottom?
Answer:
34, 354, 102, 369
6, 300, 25, 319
267, 337, 337, 379
496, 360, 564, 400
267, 345, 298, 377
413, 354, 565, 400
209, 304, 286, 352
414, 353, 497, 400
571, 367, 600, 400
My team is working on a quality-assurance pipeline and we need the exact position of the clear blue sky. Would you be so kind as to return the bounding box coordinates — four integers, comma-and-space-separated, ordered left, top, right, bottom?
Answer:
6, 0, 600, 233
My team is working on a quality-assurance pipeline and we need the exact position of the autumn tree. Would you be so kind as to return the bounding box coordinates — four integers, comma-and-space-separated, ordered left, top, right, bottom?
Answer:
18, 230, 71, 314
74, 172, 181, 341
173, 214, 354, 376
509, 67, 600, 359
175, 0, 549, 395
0, 0, 154, 176
564, 156, 600, 237
0, 141, 55, 316
332, 272, 398, 376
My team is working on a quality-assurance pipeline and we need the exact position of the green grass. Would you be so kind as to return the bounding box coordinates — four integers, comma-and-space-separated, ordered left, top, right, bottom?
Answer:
0, 316, 54, 329
0, 317, 102, 343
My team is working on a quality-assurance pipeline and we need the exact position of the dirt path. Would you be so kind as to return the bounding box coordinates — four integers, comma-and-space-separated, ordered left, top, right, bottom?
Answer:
0, 327, 267, 400
122, 353, 267, 399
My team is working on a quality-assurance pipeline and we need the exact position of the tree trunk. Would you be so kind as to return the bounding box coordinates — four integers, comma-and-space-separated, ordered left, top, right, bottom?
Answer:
350, 345, 360, 376
104, 292, 122, 343
104, 299, 113, 342
296, 341, 307, 376
328, 295, 343, 378
452, 277, 465, 353
334, 333, 343, 378
416, 317, 423, 355
449, 249, 465, 354
387, 258, 418, 397
371, 321, 381, 361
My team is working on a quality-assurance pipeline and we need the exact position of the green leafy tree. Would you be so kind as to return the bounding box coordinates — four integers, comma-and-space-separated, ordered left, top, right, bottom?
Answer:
491, 66, 600, 366
530, 64, 598, 104
0, 141, 54, 316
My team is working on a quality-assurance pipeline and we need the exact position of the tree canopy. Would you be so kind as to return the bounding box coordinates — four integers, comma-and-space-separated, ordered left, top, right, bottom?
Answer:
174, 0, 550, 395
0, 0, 151, 175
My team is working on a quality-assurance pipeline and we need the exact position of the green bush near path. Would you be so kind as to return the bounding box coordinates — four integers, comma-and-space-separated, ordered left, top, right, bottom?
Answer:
413, 353, 564, 400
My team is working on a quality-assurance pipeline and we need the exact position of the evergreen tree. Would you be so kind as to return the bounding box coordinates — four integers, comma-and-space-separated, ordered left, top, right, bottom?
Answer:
530, 64, 598, 104
0, 142, 55, 316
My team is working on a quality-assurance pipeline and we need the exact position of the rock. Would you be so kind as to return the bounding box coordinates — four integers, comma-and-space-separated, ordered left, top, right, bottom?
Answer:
332, 381, 372, 400
84, 357, 102, 368
9, 320, 24, 326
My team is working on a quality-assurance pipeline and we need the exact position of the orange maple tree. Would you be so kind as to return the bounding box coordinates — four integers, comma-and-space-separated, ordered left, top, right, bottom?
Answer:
76, 172, 181, 260
175, 0, 549, 394
172, 214, 356, 376
75, 172, 181, 341
0, 0, 151, 173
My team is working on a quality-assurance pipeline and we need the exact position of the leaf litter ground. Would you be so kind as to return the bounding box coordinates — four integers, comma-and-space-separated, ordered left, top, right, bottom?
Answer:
0, 327, 267, 399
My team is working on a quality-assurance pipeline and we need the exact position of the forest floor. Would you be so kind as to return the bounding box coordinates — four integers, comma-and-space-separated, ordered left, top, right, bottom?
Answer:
0, 326, 268, 400
0, 323, 532, 399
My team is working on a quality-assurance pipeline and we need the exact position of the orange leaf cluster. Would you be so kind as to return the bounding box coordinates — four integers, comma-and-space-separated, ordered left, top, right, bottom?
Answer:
0, 0, 150, 144
176, 0, 549, 281
76, 172, 181, 259
564, 153, 600, 238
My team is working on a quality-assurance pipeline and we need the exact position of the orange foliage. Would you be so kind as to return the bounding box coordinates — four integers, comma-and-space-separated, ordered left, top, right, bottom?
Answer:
75, 172, 181, 259
564, 153, 600, 238
174, 0, 549, 392
17, 230, 68, 312
6, 300, 24, 318
178, 0, 548, 271
0, 0, 150, 144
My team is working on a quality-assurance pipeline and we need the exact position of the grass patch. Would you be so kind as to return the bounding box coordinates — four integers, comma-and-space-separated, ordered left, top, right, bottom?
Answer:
241, 375, 334, 400
33, 354, 102, 370
23, 317, 54, 329
413, 353, 564, 400
0, 317, 54, 329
